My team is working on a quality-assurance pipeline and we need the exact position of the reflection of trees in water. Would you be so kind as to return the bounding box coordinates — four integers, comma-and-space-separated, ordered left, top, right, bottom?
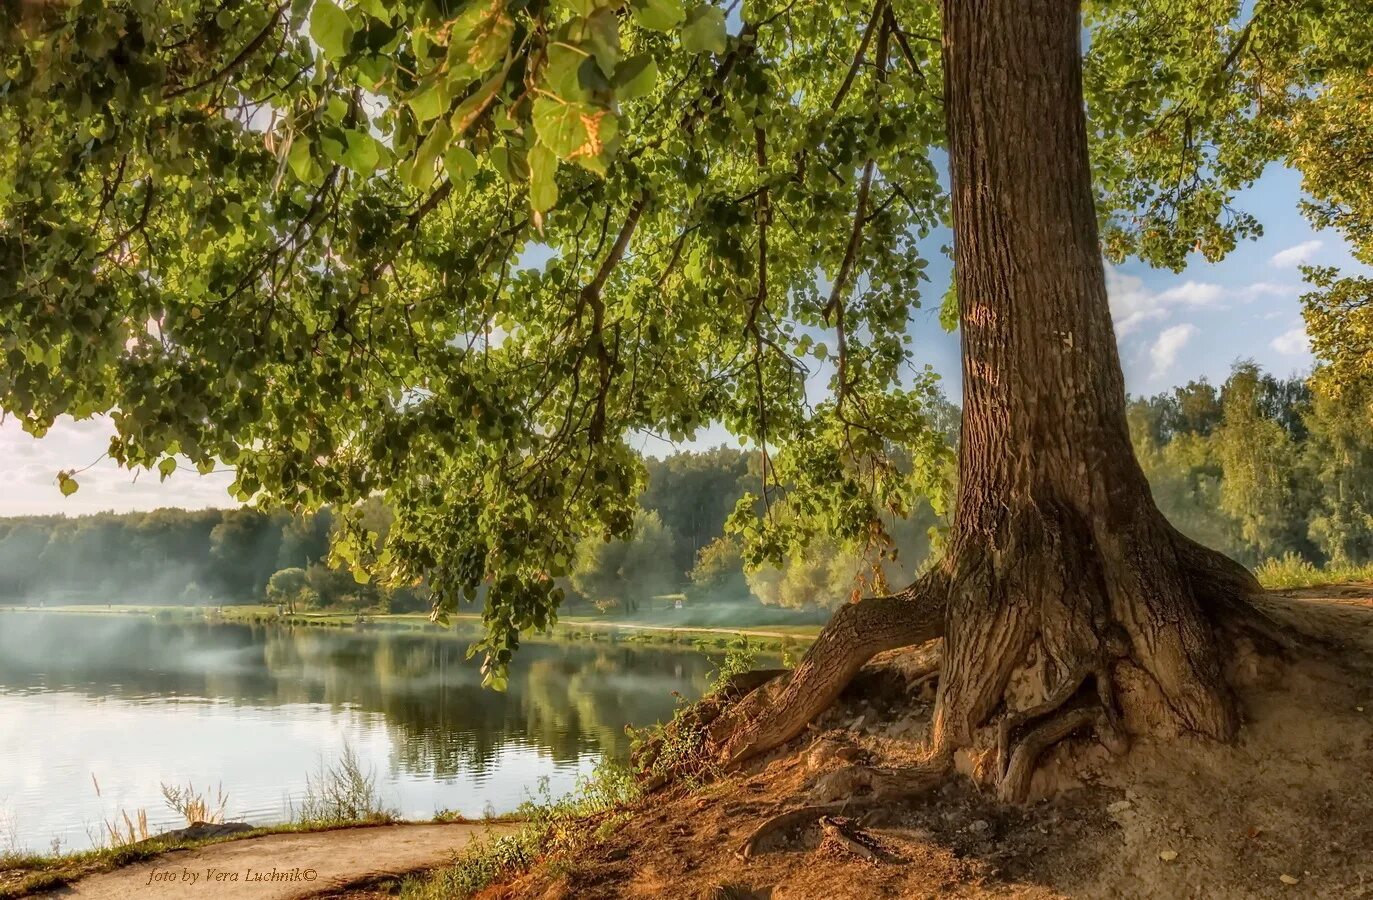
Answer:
0, 616, 716, 779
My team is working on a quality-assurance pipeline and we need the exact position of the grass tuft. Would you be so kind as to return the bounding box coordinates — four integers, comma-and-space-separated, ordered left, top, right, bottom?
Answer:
1254, 553, 1373, 590
160, 782, 228, 826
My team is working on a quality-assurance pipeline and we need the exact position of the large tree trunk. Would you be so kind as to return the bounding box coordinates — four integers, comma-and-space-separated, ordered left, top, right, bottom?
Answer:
932, 0, 1238, 753
699, 0, 1265, 795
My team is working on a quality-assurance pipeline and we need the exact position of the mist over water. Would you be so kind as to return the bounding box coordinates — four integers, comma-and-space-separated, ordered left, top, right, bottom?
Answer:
0, 613, 717, 853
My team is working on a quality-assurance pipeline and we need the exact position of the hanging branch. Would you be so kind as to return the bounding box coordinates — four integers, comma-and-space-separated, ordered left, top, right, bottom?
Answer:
583, 197, 647, 443
826, 16, 890, 417
831, 0, 887, 112
164, 4, 290, 100
884, 6, 938, 99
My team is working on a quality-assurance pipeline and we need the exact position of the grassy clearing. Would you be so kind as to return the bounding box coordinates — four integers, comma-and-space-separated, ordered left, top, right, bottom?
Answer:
1254, 553, 1373, 590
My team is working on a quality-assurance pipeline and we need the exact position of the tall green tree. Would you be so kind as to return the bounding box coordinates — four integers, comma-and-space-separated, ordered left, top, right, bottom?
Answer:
570, 509, 677, 613
3, 0, 1368, 794
1303, 374, 1373, 565
640, 447, 751, 576
1213, 363, 1313, 561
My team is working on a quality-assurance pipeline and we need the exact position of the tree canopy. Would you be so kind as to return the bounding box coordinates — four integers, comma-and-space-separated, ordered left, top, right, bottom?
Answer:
2, 0, 1370, 683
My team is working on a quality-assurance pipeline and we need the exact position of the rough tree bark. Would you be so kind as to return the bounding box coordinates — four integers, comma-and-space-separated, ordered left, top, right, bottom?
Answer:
700, 0, 1269, 797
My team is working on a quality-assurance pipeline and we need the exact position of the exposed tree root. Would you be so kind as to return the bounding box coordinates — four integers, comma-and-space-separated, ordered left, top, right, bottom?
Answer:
997, 705, 1099, 803
736, 804, 846, 860
707, 572, 948, 769
994, 668, 1086, 779
818, 815, 894, 862
651, 509, 1342, 823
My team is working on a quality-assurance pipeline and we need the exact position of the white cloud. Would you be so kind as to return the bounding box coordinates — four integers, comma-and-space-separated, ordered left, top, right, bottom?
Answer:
1150, 324, 1198, 377
1270, 240, 1322, 268
1270, 326, 1310, 356
1236, 282, 1292, 302
1154, 281, 1225, 307
1107, 269, 1227, 336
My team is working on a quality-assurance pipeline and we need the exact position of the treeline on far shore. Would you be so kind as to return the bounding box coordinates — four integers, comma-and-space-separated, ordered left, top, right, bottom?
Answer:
0, 444, 938, 616
2, 362, 1371, 614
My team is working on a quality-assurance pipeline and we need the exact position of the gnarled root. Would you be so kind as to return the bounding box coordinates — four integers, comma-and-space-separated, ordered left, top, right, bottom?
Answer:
992, 664, 1128, 802
997, 705, 1099, 803
709, 571, 948, 769
736, 804, 845, 860
818, 815, 896, 862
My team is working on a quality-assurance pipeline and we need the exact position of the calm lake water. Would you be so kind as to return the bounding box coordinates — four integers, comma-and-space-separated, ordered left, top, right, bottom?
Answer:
0, 612, 717, 853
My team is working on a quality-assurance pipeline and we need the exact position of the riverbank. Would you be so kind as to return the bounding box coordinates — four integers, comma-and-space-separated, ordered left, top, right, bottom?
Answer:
0, 604, 820, 654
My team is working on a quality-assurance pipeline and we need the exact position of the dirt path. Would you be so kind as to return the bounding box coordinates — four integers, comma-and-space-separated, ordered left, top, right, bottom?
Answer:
49, 823, 514, 900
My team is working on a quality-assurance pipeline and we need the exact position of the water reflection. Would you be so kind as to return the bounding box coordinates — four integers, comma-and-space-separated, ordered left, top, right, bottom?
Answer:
0, 613, 715, 851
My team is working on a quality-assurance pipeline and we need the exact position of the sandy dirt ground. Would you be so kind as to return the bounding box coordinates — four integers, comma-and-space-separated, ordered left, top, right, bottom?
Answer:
46, 823, 514, 900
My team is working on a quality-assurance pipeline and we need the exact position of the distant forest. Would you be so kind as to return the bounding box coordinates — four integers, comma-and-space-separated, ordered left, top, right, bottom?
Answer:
2, 362, 1369, 613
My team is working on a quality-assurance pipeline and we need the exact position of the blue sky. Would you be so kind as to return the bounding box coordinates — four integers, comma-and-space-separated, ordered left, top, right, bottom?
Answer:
0, 165, 1358, 516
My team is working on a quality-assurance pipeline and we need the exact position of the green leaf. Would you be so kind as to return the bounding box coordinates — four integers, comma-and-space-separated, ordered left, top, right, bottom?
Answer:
578, 8, 621, 77
450, 69, 506, 135
543, 42, 594, 101
558, 0, 607, 16
532, 97, 618, 171
529, 143, 559, 213
482, 667, 509, 691
459, 2, 514, 75
490, 144, 529, 183
287, 136, 315, 181
342, 130, 387, 173
406, 119, 451, 190
158, 457, 177, 481
630, 0, 684, 32
310, 0, 354, 59
613, 53, 658, 101
57, 473, 79, 497
681, 4, 726, 54
408, 78, 449, 123
443, 145, 478, 183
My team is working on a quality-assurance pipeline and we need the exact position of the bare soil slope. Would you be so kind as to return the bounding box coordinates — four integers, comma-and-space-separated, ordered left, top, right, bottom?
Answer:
488, 589, 1373, 899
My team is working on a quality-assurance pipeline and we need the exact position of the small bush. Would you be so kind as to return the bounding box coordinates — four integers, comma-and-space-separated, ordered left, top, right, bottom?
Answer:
708, 639, 757, 693
291, 746, 394, 826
